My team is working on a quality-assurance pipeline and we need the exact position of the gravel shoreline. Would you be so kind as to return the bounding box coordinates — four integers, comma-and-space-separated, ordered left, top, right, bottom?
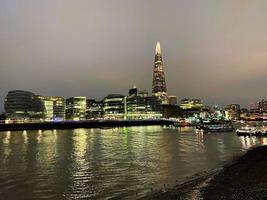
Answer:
139, 169, 221, 200
141, 145, 267, 200
202, 145, 267, 200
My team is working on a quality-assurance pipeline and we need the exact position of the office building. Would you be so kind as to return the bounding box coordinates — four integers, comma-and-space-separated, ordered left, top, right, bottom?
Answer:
180, 98, 204, 110
38, 96, 65, 121
38, 96, 54, 121
53, 97, 65, 120
258, 99, 267, 113
126, 87, 148, 119
145, 96, 162, 118
66, 97, 86, 120
168, 96, 177, 105
86, 99, 104, 119
103, 94, 125, 119
225, 104, 241, 120
4, 90, 43, 120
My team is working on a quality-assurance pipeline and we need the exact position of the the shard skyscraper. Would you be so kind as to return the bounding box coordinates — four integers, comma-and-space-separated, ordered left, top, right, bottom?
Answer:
152, 42, 167, 103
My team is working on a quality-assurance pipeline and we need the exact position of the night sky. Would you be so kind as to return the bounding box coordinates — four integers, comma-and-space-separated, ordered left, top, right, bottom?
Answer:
1, 0, 267, 112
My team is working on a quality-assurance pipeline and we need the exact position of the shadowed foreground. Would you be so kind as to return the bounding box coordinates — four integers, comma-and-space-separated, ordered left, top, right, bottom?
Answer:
141, 145, 267, 200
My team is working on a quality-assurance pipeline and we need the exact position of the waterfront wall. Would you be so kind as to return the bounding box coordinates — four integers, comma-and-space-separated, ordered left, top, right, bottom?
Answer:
0, 119, 175, 131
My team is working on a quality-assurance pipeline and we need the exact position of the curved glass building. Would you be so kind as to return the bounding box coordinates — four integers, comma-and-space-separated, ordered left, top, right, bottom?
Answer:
4, 90, 43, 120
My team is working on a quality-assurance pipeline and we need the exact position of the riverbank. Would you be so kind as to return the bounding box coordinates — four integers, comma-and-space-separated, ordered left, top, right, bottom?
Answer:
202, 145, 267, 200
0, 119, 175, 131
139, 169, 221, 200
141, 145, 267, 200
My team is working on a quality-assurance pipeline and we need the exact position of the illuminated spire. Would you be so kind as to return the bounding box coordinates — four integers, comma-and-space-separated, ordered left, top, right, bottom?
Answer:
155, 41, 161, 55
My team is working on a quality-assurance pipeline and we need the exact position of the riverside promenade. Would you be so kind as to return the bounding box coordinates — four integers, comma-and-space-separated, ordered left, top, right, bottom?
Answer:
0, 119, 176, 131
141, 145, 267, 200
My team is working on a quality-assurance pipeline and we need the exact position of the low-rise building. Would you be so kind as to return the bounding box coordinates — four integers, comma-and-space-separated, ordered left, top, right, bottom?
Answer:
4, 90, 43, 121
86, 99, 104, 119
66, 97, 86, 120
224, 104, 241, 120
180, 98, 203, 110
126, 87, 162, 119
168, 96, 177, 105
145, 96, 162, 119
38, 96, 65, 121
103, 94, 125, 119
258, 99, 267, 113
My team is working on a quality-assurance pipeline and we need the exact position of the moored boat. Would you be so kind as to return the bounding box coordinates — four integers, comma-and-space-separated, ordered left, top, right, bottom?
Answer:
196, 120, 234, 133
236, 125, 267, 136
236, 126, 259, 136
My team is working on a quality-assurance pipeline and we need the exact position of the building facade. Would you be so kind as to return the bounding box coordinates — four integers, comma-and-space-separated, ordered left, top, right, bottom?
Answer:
258, 99, 267, 113
53, 97, 65, 120
38, 96, 65, 121
145, 96, 162, 118
180, 98, 204, 110
4, 90, 43, 121
103, 94, 125, 119
66, 97, 86, 120
152, 42, 168, 104
103, 88, 163, 120
38, 96, 54, 121
86, 99, 104, 119
126, 87, 162, 119
126, 96, 147, 119
126, 87, 146, 119
225, 104, 241, 120
168, 96, 177, 105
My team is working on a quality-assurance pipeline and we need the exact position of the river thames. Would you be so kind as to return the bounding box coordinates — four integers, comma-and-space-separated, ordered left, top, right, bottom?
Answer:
0, 126, 264, 199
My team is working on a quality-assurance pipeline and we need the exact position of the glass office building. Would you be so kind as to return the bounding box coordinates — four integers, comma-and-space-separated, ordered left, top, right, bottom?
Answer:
66, 97, 86, 120
38, 96, 65, 121
103, 94, 125, 119
86, 99, 103, 119
4, 90, 43, 121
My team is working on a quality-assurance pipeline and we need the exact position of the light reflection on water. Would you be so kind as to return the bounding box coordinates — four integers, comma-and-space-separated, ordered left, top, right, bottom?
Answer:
0, 126, 264, 199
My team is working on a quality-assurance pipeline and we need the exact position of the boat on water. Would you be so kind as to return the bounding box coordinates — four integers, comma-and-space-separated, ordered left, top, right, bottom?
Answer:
196, 121, 234, 133
236, 126, 259, 136
231, 119, 245, 124
236, 125, 267, 136
179, 118, 191, 127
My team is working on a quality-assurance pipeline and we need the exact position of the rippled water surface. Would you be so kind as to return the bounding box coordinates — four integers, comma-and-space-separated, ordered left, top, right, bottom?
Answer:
0, 126, 265, 199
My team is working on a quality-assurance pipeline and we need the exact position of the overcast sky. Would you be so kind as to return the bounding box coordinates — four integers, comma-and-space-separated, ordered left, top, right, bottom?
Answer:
1, 0, 267, 111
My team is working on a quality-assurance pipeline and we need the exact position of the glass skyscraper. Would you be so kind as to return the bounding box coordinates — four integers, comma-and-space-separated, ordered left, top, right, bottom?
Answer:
152, 42, 168, 104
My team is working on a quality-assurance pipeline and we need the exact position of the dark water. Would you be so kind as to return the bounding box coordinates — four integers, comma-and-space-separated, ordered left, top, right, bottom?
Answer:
0, 126, 265, 199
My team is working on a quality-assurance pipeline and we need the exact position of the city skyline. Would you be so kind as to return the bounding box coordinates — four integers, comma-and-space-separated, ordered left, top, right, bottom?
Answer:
2, 1, 267, 111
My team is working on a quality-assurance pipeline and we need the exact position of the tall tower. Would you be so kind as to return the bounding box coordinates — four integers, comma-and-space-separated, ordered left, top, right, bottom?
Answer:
152, 42, 167, 103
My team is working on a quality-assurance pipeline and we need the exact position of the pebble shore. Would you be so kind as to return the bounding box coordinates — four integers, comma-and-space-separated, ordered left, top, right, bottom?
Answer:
141, 145, 267, 200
